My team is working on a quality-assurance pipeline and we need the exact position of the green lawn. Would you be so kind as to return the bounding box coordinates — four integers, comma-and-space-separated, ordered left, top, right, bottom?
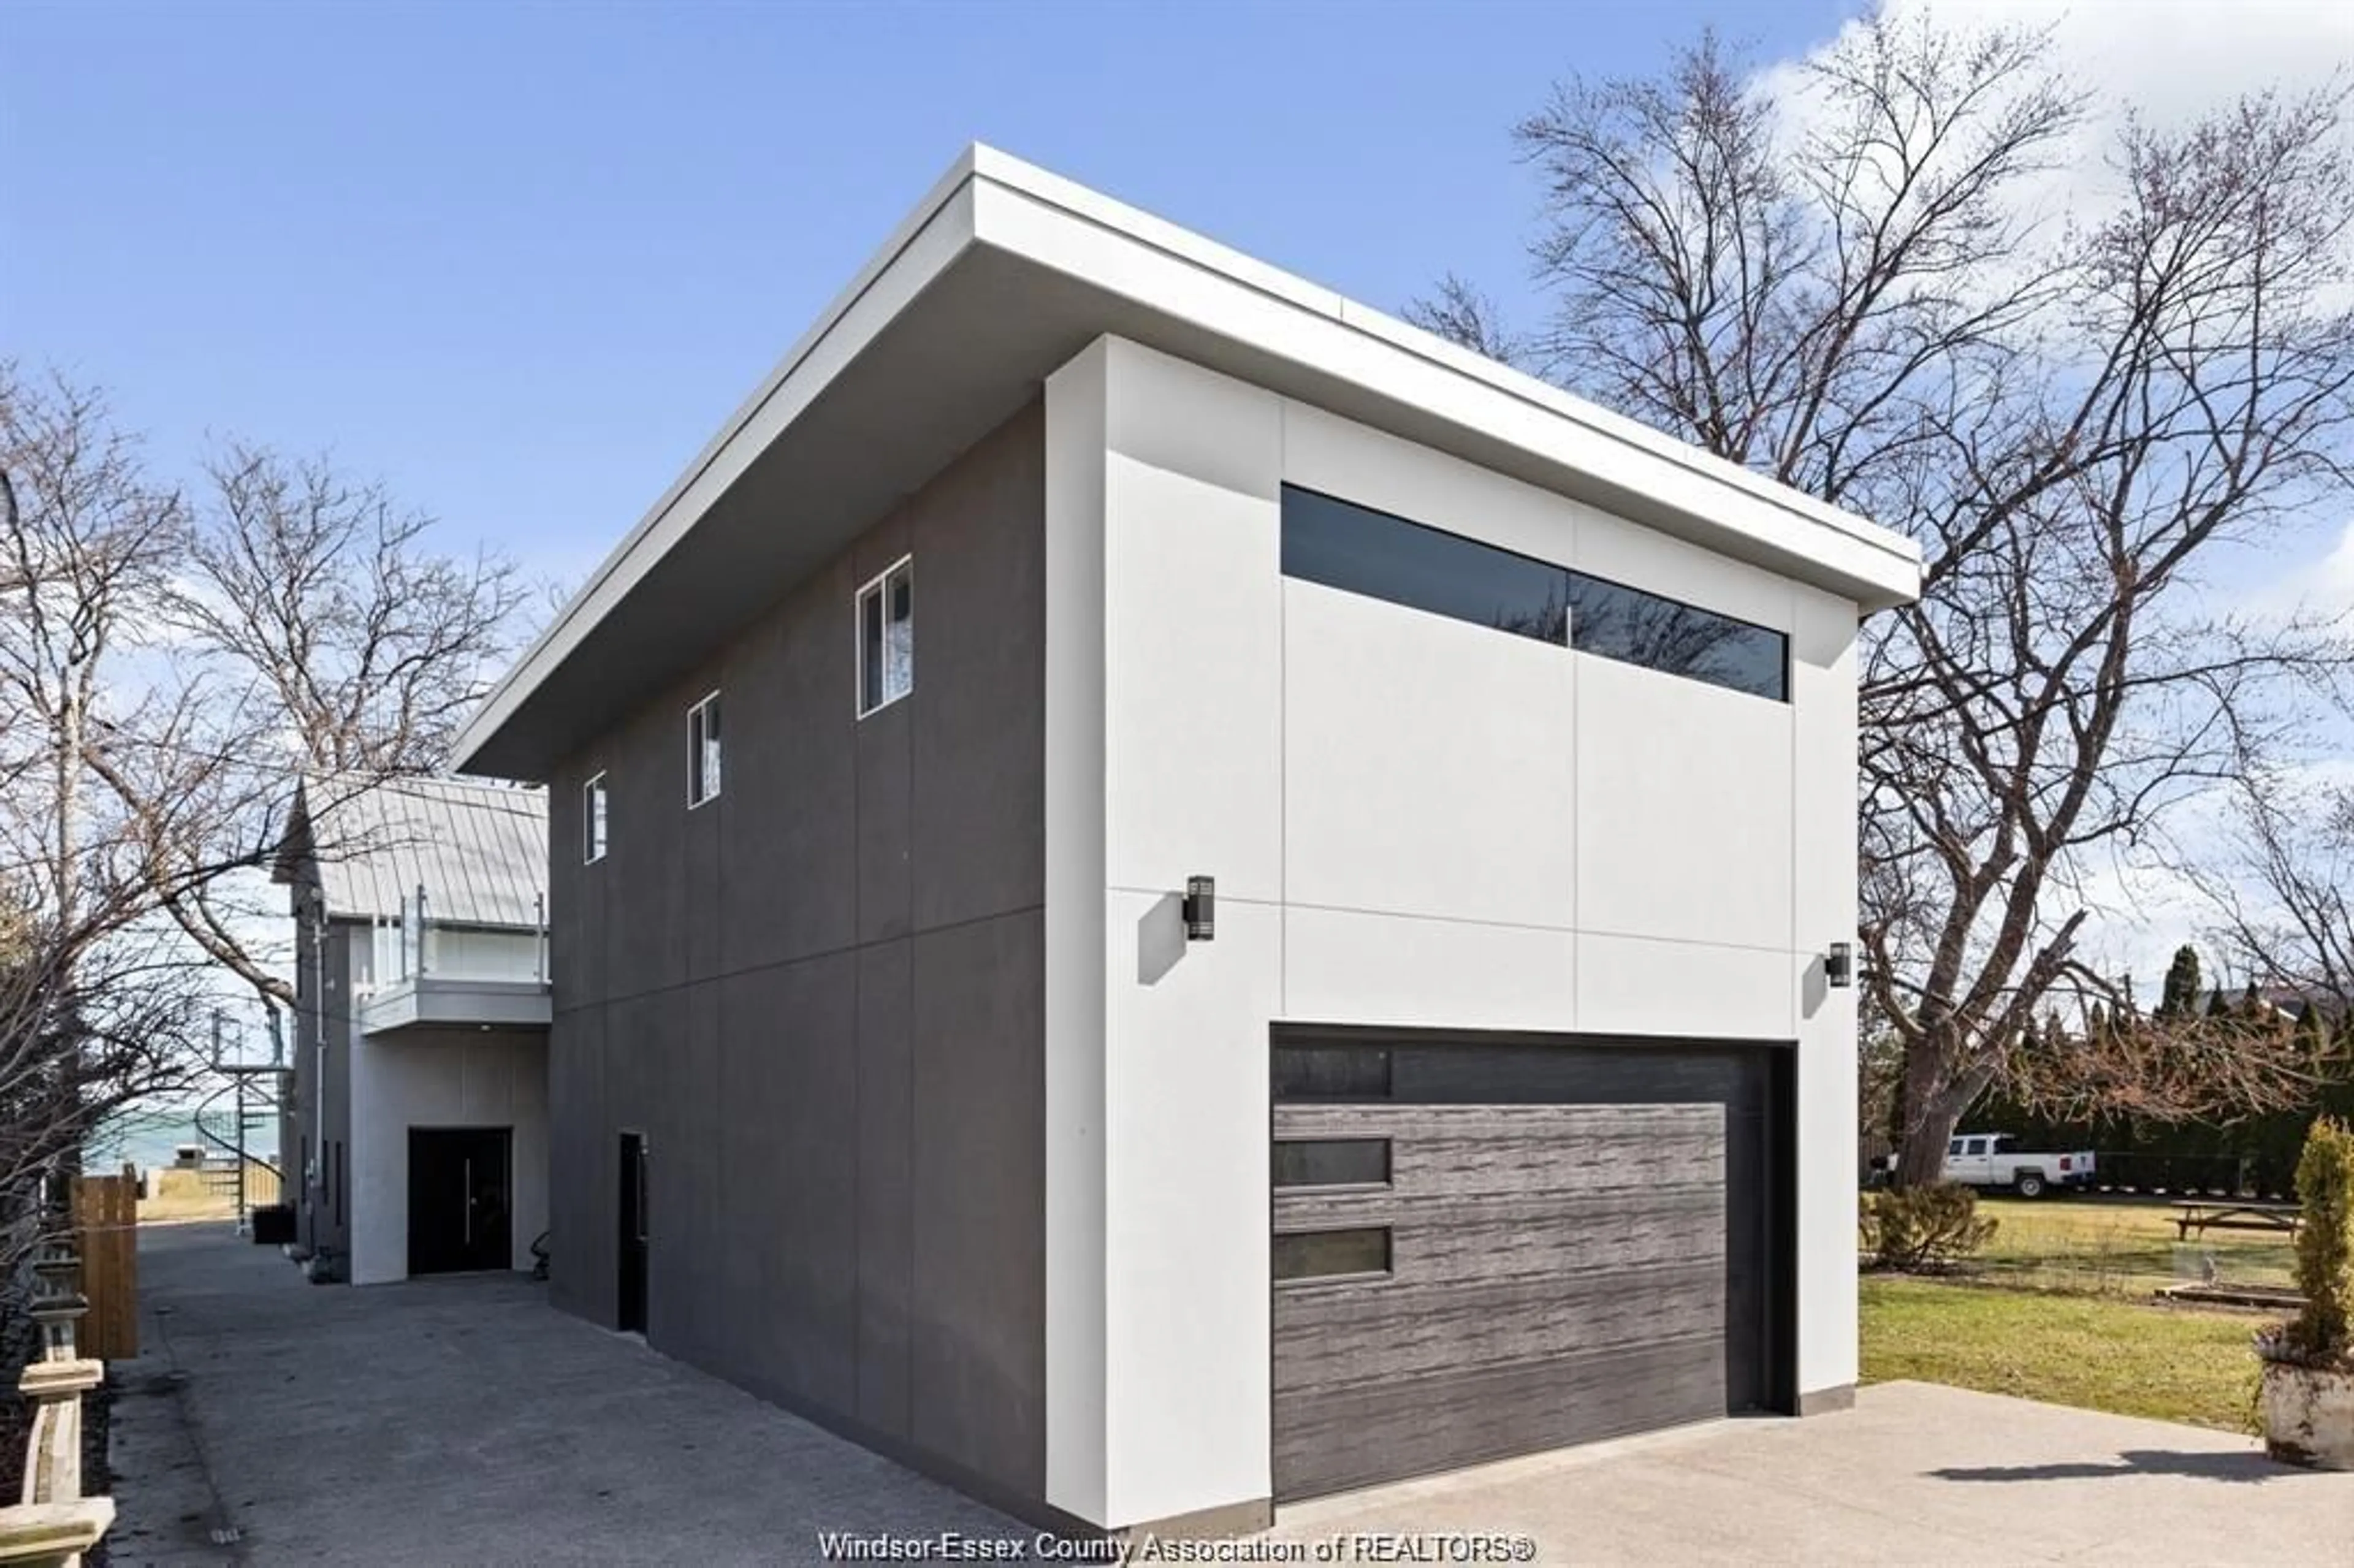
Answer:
1859, 1274, 2268, 1430
1968, 1195, 2296, 1295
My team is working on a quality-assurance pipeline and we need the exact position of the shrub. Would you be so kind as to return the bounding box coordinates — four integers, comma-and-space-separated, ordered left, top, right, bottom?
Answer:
1862, 1182, 1998, 1270
2278, 1117, 2354, 1364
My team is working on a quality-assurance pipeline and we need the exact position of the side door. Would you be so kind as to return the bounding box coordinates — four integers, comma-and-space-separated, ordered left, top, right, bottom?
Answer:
618, 1133, 649, 1334
1946, 1135, 1992, 1185
459, 1128, 514, 1272
408, 1130, 465, 1275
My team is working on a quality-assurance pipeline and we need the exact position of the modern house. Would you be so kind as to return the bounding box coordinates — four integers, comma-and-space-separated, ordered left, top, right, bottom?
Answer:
451, 147, 1922, 1535
273, 774, 552, 1284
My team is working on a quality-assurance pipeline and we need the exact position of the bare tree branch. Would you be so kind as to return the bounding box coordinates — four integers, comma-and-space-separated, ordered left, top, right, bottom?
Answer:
1430, 23, 2354, 1182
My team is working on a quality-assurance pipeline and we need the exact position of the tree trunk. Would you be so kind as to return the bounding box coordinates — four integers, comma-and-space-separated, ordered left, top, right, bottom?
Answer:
1892, 1035, 1992, 1188
1895, 1097, 1968, 1189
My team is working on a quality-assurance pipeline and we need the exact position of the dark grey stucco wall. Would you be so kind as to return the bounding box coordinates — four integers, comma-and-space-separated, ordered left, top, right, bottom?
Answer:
543, 401, 1048, 1503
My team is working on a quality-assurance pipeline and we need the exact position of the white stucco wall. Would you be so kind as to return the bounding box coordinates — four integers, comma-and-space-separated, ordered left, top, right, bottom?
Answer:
1044, 335, 1865, 1527
346, 1026, 550, 1287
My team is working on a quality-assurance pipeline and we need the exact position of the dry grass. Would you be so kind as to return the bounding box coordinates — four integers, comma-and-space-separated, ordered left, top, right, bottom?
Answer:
1967, 1195, 2296, 1296
135, 1166, 280, 1224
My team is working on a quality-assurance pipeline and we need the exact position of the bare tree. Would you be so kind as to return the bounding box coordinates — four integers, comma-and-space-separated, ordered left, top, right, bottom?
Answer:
1403, 275, 1530, 370
111, 444, 530, 1005
1419, 20, 2354, 1182
0, 892, 211, 1309
176, 445, 528, 775
0, 365, 536, 1328
0, 368, 210, 1317
2204, 769, 2354, 1011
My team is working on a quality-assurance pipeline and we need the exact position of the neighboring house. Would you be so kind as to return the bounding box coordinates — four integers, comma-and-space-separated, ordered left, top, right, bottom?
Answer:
451, 147, 1922, 1536
272, 774, 552, 1285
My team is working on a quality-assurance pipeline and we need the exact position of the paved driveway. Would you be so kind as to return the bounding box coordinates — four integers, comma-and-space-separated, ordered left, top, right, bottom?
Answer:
1272, 1380, 2353, 1566
108, 1225, 2353, 1565
107, 1223, 1023, 1564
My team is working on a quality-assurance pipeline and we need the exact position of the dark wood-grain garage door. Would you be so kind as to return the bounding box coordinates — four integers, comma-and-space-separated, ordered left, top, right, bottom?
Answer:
1270, 1028, 1794, 1502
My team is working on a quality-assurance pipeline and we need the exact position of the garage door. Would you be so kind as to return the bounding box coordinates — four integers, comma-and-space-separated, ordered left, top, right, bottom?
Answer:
1270, 1029, 1792, 1501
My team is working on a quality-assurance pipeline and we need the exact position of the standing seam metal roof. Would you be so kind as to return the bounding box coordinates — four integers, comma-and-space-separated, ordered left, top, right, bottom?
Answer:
290, 774, 547, 928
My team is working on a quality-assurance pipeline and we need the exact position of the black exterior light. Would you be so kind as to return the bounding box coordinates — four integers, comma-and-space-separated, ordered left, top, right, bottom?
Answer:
1183, 875, 1216, 942
1826, 942, 1854, 989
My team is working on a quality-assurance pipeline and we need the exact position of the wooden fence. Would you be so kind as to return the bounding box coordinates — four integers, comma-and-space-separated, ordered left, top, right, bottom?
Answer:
147, 1164, 280, 1211
69, 1173, 135, 1363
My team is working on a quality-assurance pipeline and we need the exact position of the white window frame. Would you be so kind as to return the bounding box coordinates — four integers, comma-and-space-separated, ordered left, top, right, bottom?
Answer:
583, 771, 608, 864
687, 691, 723, 808
855, 555, 915, 718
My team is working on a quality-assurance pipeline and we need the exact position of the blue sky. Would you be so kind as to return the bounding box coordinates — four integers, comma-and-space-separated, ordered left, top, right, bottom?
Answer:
2, 0, 1860, 586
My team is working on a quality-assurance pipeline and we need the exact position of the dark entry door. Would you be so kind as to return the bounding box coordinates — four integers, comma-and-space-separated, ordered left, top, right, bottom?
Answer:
407, 1127, 513, 1276
617, 1133, 648, 1334
1270, 1029, 1794, 1502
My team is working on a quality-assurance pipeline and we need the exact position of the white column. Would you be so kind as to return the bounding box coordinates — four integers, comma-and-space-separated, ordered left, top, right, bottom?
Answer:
1792, 584, 1862, 1397
1044, 336, 1286, 1527
1043, 341, 1111, 1523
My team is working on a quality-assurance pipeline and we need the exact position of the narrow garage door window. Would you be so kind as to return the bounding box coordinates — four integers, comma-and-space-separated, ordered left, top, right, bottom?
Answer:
1274, 1227, 1393, 1282
1272, 1138, 1391, 1189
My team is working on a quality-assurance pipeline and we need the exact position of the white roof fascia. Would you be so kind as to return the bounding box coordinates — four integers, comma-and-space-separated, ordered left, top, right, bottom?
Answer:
455, 144, 1921, 771
962, 146, 1919, 599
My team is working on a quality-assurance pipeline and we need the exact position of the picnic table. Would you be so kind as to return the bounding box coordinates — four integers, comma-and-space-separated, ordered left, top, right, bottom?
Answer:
2174, 1198, 2302, 1243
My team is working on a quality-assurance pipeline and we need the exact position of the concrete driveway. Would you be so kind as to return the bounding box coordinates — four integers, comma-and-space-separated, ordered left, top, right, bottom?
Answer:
107, 1225, 2352, 1565
1271, 1380, 2353, 1566
106, 1223, 1024, 1564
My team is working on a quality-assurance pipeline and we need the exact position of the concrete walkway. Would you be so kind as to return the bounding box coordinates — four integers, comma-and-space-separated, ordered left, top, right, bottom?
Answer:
105, 1223, 1023, 1565
105, 1224, 2354, 1565
1273, 1380, 2354, 1566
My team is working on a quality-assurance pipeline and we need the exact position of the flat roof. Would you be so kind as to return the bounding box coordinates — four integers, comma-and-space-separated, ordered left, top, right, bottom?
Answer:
454, 145, 1922, 780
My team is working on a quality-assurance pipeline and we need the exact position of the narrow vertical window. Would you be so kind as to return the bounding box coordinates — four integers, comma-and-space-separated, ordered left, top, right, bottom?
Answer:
688, 693, 723, 807
582, 772, 608, 863
856, 557, 915, 717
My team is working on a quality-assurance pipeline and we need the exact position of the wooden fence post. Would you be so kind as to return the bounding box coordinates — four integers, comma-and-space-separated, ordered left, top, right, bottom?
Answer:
68, 1172, 135, 1363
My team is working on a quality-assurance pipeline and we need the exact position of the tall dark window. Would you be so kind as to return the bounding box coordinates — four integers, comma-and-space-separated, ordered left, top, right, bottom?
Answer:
1279, 485, 1788, 701
688, 693, 723, 807
583, 771, 608, 862
858, 557, 915, 717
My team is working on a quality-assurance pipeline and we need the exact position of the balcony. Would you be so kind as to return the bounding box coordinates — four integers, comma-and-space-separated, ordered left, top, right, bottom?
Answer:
357, 885, 551, 1037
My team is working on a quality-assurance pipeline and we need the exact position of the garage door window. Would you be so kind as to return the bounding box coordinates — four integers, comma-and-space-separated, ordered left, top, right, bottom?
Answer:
1273, 1045, 1392, 1101
1273, 1139, 1390, 1189
1274, 1227, 1392, 1283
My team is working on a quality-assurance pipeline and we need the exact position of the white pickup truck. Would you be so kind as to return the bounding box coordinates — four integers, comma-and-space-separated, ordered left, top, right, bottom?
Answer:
1872, 1134, 2096, 1196
1938, 1133, 2096, 1198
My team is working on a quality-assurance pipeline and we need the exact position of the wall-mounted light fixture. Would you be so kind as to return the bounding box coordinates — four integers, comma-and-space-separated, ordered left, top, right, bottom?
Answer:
1826, 942, 1854, 989
1183, 875, 1216, 942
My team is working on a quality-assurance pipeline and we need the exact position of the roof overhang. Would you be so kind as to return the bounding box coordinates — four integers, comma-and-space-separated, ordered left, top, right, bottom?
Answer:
454, 145, 1924, 780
